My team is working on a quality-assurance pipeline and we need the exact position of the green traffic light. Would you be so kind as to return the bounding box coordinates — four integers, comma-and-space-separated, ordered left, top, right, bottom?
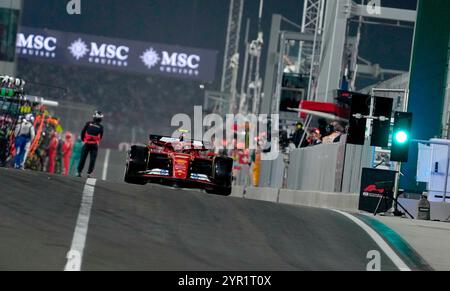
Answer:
391, 112, 412, 162
395, 131, 408, 144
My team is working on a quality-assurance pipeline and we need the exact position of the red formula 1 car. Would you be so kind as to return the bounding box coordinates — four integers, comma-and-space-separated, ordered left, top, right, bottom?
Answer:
124, 134, 234, 196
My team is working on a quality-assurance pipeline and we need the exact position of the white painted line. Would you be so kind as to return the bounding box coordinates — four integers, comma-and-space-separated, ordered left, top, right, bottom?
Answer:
332, 210, 411, 271
64, 178, 97, 271
102, 149, 111, 181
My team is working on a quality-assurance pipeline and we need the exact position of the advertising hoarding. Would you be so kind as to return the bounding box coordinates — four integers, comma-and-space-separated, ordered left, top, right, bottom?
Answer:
16, 26, 218, 83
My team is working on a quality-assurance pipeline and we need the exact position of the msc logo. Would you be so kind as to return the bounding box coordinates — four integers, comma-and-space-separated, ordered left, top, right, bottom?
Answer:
68, 38, 88, 60
16, 33, 57, 58
161, 52, 200, 69
140, 48, 160, 69
68, 38, 130, 66
141, 48, 201, 76
90, 43, 129, 60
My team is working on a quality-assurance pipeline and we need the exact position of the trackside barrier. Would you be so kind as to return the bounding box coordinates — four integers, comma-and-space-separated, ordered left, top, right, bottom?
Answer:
287, 143, 342, 192
231, 186, 360, 212
231, 186, 245, 198
286, 142, 371, 193
279, 189, 359, 212
244, 187, 279, 202
231, 186, 450, 219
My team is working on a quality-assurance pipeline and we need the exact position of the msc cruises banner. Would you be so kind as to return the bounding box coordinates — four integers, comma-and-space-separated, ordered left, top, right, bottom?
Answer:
16, 26, 218, 83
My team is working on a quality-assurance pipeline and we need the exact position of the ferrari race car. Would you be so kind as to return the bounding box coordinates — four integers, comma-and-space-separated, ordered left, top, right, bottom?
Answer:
124, 135, 233, 196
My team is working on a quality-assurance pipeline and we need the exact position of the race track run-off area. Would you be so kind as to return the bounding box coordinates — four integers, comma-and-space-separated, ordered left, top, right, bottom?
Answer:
0, 167, 429, 271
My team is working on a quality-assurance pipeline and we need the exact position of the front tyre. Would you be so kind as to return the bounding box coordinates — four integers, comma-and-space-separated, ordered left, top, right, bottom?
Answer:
124, 145, 148, 185
124, 166, 147, 185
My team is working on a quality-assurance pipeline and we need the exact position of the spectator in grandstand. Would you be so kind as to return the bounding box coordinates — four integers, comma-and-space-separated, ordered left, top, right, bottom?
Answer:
291, 122, 308, 148
13, 114, 35, 170
318, 118, 328, 137
47, 131, 59, 174
62, 132, 73, 176
331, 121, 346, 142
322, 121, 346, 144
308, 128, 322, 146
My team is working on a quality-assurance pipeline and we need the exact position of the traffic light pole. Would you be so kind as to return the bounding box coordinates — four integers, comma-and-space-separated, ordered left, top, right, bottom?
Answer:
369, 88, 410, 217
392, 162, 404, 216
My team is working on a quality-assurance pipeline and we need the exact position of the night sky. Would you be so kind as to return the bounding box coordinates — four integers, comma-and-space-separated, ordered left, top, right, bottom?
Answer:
21, 0, 418, 90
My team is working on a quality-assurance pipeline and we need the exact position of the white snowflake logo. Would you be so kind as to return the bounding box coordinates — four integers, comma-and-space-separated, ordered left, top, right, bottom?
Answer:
140, 48, 160, 69
68, 38, 89, 60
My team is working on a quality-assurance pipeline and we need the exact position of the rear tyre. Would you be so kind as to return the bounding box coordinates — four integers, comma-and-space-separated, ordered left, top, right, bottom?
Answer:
124, 145, 148, 185
207, 156, 233, 196
213, 156, 233, 185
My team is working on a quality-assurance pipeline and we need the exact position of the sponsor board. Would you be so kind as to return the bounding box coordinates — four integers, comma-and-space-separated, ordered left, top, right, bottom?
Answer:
359, 168, 396, 214
16, 27, 217, 83
16, 30, 59, 59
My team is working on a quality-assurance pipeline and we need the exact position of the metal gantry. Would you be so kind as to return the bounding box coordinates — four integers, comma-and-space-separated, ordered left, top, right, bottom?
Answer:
238, 0, 265, 115
298, 0, 324, 78
315, 0, 417, 103
221, 0, 244, 114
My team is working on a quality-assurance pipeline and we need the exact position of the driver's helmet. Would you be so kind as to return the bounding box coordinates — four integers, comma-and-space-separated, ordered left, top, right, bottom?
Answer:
93, 111, 104, 122
178, 129, 189, 142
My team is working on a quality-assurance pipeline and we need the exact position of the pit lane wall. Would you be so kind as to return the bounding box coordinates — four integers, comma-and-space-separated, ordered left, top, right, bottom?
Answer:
258, 140, 372, 193
237, 139, 375, 211
230, 186, 359, 213
230, 186, 450, 220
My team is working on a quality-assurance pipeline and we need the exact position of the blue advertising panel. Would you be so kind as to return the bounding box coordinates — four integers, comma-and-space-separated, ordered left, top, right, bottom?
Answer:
16, 26, 218, 83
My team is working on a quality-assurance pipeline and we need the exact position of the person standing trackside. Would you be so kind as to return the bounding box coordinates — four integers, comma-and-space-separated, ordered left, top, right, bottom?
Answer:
77, 111, 104, 178
47, 131, 59, 174
62, 132, 73, 176
70, 137, 83, 176
14, 114, 35, 170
